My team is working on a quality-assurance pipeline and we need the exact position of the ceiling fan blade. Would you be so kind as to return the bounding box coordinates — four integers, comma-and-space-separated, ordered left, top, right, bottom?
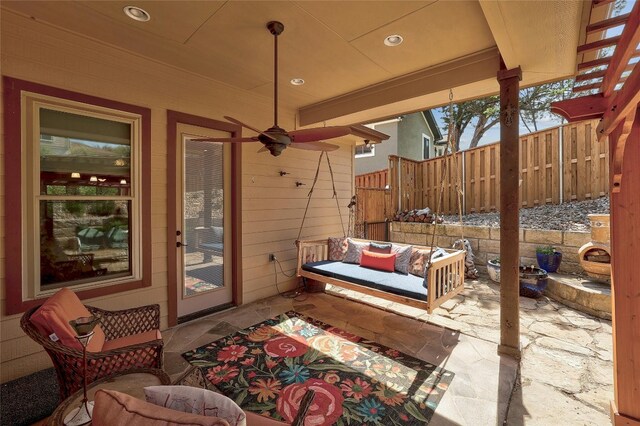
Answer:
290, 141, 339, 152
257, 146, 269, 153
189, 137, 259, 143
223, 116, 278, 142
289, 126, 351, 143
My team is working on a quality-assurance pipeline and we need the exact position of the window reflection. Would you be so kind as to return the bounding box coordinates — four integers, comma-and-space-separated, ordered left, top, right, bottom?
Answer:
40, 201, 132, 288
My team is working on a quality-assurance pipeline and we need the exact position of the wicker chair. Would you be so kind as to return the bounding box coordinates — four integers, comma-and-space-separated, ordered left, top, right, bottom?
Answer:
21, 303, 164, 401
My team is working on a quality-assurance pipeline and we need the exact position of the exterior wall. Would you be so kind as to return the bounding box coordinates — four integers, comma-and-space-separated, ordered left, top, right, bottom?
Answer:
354, 121, 397, 175
390, 222, 591, 275
0, 11, 352, 382
397, 113, 432, 161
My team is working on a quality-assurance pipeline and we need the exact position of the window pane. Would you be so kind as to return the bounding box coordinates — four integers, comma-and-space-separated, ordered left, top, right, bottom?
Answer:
40, 200, 132, 288
40, 109, 131, 196
183, 142, 224, 296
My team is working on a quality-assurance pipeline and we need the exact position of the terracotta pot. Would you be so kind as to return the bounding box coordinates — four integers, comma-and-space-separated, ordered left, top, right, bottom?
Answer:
579, 214, 611, 283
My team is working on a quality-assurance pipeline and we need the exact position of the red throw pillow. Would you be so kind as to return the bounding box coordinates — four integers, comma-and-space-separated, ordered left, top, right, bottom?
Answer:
360, 250, 396, 272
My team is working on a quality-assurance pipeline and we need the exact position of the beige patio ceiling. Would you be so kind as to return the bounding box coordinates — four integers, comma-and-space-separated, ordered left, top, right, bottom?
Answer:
2, 1, 587, 126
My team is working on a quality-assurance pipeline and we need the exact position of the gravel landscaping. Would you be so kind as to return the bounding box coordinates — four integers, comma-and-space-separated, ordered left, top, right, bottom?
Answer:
442, 197, 610, 232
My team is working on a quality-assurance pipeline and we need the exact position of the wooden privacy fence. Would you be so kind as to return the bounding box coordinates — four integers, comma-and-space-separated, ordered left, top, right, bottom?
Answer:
355, 169, 388, 189
353, 187, 391, 240
384, 119, 607, 215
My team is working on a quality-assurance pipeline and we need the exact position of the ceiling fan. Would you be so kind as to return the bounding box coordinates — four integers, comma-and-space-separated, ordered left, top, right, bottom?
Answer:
195, 21, 352, 156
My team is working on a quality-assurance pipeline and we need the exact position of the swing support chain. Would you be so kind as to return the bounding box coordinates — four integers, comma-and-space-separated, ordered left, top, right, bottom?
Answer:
296, 151, 346, 246
425, 89, 466, 275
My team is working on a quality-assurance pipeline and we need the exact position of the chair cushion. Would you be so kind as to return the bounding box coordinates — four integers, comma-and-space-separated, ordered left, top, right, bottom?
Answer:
92, 389, 230, 426
244, 412, 288, 425
30, 287, 105, 352
102, 329, 162, 351
360, 250, 396, 272
144, 385, 246, 426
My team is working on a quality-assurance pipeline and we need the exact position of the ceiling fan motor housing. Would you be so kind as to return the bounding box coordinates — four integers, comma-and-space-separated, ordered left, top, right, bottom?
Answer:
267, 21, 284, 36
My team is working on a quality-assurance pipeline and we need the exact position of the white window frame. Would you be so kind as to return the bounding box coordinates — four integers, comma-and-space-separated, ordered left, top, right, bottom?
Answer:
22, 92, 143, 298
422, 133, 431, 160
355, 144, 375, 158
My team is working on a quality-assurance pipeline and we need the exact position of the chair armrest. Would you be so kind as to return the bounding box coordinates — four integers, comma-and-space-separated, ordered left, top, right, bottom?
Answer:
88, 304, 160, 340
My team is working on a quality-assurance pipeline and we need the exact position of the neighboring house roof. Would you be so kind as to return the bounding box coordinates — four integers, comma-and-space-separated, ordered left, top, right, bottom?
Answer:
421, 110, 442, 142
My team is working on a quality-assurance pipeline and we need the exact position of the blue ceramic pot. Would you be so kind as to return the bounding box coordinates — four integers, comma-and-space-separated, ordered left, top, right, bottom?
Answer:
536, 252, 562, 273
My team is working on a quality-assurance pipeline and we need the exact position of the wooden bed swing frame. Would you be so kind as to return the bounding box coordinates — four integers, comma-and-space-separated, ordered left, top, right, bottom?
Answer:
296, 238, 466, 314
295, 95, 468, 314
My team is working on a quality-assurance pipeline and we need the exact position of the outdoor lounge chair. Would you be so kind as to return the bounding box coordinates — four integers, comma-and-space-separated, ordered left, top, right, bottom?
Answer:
21, 288, 164, 401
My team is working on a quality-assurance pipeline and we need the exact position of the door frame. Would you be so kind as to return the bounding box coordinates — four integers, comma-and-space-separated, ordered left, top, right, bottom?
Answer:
166, 111, 243, 326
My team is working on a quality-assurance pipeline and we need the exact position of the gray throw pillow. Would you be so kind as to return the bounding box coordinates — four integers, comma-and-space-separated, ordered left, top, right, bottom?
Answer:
343, 239, 368, 264
391, 244, 413, 274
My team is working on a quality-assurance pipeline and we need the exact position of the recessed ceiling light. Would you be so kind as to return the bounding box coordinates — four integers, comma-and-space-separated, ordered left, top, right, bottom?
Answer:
290, 78, 305, 86
123, 6, 150, 22
384, 34, 403, 47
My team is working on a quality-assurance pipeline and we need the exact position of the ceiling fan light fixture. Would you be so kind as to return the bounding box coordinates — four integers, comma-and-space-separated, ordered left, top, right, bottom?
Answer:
290, 78, 305, 86
384, 34, 403, 47
123, 6, 150, 22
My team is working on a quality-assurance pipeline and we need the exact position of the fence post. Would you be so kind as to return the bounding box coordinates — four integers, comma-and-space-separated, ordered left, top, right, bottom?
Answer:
363, 221, 368, 239
559, 121, 564, 204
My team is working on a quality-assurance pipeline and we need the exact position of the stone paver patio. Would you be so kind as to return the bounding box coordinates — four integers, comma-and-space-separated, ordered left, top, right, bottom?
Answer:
162, 275, 613, 425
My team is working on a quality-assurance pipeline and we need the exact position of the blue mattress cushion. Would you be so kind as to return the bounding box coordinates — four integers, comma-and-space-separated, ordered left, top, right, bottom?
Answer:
302, 260, 427, 301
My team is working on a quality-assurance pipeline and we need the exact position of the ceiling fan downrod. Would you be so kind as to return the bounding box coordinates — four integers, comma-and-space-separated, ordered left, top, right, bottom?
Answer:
267, 21, 284, 128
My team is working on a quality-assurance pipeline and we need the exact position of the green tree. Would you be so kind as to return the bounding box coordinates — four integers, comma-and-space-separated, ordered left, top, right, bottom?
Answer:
439, 79, 575, 150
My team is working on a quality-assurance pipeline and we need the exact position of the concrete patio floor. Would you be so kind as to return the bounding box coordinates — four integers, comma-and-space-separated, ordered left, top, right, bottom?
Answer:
161, 275, 613, 425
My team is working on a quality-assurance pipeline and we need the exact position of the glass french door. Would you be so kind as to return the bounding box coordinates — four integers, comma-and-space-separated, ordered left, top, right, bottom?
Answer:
176, 124, 232, 318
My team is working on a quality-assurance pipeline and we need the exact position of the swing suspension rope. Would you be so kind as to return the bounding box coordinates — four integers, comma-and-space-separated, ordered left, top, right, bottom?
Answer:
426, 89, 466, 273
296, 151, 346, 245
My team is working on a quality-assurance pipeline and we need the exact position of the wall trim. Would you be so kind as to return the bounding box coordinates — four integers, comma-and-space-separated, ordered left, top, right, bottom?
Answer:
166, 111, 243, 327
2, 76, 152, 316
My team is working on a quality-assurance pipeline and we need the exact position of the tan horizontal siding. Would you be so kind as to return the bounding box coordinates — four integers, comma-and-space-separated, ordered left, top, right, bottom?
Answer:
1, 9, 357, 382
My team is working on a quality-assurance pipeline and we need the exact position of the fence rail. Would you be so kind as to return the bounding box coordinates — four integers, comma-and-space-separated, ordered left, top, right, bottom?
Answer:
359, 119, 607, 218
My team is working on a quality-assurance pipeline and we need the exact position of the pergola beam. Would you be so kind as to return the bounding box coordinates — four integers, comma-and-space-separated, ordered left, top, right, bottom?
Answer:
577, 35, 621, 54
601, 1, 640, 96
598, 61, 640, 136
578, 49, 640, 71
586, 12, 629, 34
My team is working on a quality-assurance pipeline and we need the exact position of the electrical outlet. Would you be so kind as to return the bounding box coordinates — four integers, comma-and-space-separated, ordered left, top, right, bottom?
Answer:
269, 254, 276, 262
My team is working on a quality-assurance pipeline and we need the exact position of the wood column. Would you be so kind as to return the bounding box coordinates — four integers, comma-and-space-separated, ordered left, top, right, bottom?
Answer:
497, 66, 522, 359
609, 108, 640, 425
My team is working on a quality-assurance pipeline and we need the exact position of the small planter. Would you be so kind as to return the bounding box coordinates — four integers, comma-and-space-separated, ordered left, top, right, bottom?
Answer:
487, 259, 500, 283
536, 246, 562, 273
519, 266, 548, 298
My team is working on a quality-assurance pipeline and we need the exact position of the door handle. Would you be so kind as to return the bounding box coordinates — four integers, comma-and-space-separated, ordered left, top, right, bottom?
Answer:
176, 242, 188, 248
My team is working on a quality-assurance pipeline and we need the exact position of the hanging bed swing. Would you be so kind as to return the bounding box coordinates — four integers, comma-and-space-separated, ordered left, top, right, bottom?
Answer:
295, 92, 468, 314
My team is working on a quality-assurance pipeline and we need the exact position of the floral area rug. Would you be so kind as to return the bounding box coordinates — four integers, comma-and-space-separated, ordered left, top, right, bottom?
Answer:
182, 311, 454, 425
